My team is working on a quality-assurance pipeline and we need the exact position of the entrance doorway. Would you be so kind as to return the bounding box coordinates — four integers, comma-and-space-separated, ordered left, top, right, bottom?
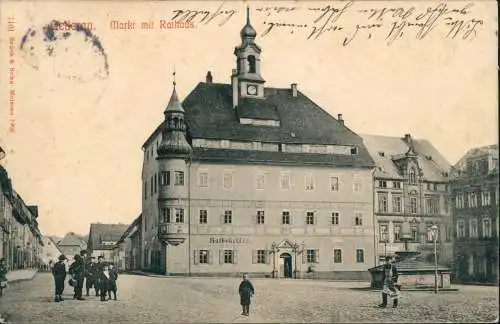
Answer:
280, 253, 293, 278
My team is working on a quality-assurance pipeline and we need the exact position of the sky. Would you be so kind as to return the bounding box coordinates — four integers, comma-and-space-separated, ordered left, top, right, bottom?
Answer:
0, 0, 497, 237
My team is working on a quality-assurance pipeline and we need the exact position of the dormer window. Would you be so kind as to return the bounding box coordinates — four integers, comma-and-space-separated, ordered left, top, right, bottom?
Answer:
248, 55, 256, 73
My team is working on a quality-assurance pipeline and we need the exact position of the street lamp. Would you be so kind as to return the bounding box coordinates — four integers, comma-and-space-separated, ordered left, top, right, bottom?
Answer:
269, 241, 279, 278
429, 224, 439, 294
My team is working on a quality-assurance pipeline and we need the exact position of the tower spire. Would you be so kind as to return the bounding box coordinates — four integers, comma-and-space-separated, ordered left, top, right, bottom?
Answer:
246, 5, 250, 25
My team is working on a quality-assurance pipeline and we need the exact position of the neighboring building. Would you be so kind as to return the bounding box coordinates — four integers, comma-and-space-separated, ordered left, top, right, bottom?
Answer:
0, 165, 44, 270
87, 223, 128, 261
451, 144, 499, 284
57, 232, 86, 264
140, 10, 376, 279
362, 134, 453, 266
40, 235, 63, 266
115, 214, 142, 272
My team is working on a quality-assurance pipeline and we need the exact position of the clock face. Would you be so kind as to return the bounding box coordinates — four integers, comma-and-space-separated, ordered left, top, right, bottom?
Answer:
247, 85, 257, 95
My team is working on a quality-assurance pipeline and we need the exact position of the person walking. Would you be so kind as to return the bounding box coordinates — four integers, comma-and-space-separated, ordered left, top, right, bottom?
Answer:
378, 256, 399, 308
52, 255, 67, 302
238, 273, 255, 316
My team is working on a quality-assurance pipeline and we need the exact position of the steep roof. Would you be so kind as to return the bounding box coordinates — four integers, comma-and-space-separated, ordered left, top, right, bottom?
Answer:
361, 134, 451, 181
88, 223, 129, 251
453, 144, 498, 170
58, 232, 86, 248
143, 82, 375, 168
117, 214, 142, 244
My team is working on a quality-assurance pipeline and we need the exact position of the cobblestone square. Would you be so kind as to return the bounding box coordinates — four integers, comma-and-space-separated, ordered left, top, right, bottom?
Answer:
0, 273, 498, 323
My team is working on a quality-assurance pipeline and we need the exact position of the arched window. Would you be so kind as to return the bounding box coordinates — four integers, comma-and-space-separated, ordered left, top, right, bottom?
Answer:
248, 55, 256, 73
173, 117, 179, 129
409, 167, 417, 184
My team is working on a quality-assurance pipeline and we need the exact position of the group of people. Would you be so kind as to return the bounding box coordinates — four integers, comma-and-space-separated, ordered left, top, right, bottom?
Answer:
52, 250, 119, 303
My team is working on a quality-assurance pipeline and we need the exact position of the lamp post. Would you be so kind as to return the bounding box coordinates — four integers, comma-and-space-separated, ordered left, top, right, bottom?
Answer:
269, 241, 279, 278
430, 224, 439, 294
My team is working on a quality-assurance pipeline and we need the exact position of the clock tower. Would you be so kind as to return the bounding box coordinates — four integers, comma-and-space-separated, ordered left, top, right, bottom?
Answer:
233, 6, 265, 99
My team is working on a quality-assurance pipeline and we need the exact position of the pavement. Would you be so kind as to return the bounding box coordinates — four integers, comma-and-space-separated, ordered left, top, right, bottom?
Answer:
5, 269, 38, 283
0, 272, 498, 323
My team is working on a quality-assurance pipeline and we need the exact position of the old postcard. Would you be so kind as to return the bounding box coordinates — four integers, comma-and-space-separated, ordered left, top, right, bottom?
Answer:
0, 0, 498, 323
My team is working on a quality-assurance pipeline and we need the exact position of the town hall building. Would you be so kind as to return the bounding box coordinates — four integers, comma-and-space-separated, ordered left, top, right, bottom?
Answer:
140, 9, 377, 279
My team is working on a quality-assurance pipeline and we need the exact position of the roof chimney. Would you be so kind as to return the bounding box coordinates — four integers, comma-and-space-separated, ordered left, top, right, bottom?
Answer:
291, 83, 297, 97
206, 71, 213, 84
231, 69, 238, 109
338, 114, 344, 125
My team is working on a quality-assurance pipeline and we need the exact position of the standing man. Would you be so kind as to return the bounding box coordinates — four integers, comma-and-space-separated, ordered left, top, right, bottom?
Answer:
94, 256, 105, 297
68, 254, 85, 300
85, 256, 96, 296
52, 255, 67, 302
378, 256, 399, 308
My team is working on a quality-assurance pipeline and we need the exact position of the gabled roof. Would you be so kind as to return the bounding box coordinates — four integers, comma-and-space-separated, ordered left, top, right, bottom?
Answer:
88, 223, 129, 250
58, 232, 86, 248
117, 214, 143, 244
361, 134, 451, 181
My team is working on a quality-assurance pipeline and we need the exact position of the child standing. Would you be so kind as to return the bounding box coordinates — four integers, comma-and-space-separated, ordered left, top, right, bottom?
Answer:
98, 264, 111, 301
108, 264, 118, 300
238, 273, 255, 316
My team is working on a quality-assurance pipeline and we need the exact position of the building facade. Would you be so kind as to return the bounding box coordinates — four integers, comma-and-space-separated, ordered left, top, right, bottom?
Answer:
0, 165, 44, 270
451, 144, 499, 284
362, 134, 454, 267
140, 11, 376, 280
116, 214, 142, 272
87, 223, 128, 262
57, 232, 87, 264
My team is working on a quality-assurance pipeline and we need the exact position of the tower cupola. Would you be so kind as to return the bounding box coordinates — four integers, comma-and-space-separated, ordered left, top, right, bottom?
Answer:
157, 74, 192, 157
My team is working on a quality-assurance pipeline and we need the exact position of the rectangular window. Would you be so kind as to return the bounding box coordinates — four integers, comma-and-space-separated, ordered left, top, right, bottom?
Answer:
198, 172, 208, 188
175, 208, 184, 223
483, 218, 491, 237
306, 249, 318, 263
154, 174, 158, 193
411, 225, 418, 241
223, 249, 233, 264
199, 250, 209, 264
425, 197, 440, 214
305, 174, 314, 191
223, 210, 232, 224
379, 180, 387, 188
199, 210, 208, 224
410, 197, 418, 214
482, 191, 491, 206
379, 224, 389, 242
433, 183, 438, 191
392, 196, 402, 213
282, 211, 291, 225
470, 219, 478, 238
353, 180, 362, 192
150, 176, 154, 197
333, 249, 342, 263
394, 224, 401, 241
223, 172, 233, 190
174, 171, 185, 186
331, 212, 339, 225
445, 225, 452, 242
306, 211, 315, 225
330, 176, 339, 191
354, 212, 363, 226
257, 250, 266, 264
378, 193, 388, 212
457, 220, 465, 238
281, 173, 291, 190
144, 181, 148, 199
160, 171, 170, 186
256, 211, 265, 224
255, 174, 265, 190
393, 181, 401, 189
161, 208, 171, 223
356, 249, 365, 263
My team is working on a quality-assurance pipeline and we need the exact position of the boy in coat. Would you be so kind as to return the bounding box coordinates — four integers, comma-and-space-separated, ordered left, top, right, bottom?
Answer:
378, 256, 399, 308
238, 273, 255, 316
52, 255, 67, 302
108, 264, 118, 300
98, 264, 111, 301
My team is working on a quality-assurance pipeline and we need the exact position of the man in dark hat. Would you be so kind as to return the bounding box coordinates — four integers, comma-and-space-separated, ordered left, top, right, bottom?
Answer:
69, 254, 85, 300
378, 256, 399, 308
52, 255, 67, 302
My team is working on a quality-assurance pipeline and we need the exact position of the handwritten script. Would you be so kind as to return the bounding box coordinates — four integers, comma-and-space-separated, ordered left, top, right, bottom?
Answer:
170, 1, 485, 46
